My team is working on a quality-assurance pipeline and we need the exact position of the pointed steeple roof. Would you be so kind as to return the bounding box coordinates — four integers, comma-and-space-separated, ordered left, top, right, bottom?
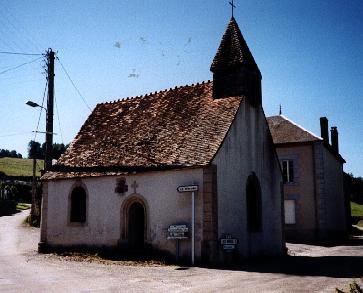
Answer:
211, 17, 260, 75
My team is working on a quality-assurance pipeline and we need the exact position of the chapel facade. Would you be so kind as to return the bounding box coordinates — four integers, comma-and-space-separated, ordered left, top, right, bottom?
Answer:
40, 17, 285, 264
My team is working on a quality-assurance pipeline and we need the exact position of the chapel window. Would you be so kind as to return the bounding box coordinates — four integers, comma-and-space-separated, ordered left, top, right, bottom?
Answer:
282, 160, 294, 183
246, 173, 262, 232
70, 186, 87, 223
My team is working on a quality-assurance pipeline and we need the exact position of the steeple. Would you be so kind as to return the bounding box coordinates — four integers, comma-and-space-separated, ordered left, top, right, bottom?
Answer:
211, 17, 262, 106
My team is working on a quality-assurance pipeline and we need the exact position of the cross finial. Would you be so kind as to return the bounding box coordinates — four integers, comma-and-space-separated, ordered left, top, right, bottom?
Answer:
279, 104, 282, 115
131, 181, 139, 194
229, 0, 236, 17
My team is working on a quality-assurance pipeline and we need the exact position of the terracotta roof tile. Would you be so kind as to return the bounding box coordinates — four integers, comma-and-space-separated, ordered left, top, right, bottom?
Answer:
267, 115, 322, 144
47, 81, 242, 178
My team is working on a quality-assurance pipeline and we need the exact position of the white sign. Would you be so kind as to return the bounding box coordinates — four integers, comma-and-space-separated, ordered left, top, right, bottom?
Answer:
177, 185, 198, 193
223, 244, 236, 250
168, 225, 189, 232
221, 239, 238, 245
167, 225, 189, 240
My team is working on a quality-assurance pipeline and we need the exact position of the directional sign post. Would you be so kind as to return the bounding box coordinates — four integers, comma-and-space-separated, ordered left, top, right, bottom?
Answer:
167, 224, 189, 262
177, 185, 198, 265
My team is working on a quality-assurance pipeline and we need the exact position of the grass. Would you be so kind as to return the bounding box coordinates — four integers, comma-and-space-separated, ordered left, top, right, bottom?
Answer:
351, 201, 363, 217
16, 203, 30, 211
0, 157, 43, 177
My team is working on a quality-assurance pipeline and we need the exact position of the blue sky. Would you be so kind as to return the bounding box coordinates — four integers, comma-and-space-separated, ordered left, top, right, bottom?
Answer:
0, 0, 362, 176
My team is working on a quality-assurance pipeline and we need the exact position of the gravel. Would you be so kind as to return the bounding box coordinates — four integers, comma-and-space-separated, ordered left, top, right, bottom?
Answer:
0, 210, 362, 292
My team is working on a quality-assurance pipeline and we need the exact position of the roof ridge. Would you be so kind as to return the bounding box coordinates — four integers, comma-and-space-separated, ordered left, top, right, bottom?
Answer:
99, 80, 212, 106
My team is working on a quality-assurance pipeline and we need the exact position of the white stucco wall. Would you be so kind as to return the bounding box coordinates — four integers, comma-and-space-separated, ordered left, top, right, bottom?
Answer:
45, 168, 204, 260
212, 100, 284, 257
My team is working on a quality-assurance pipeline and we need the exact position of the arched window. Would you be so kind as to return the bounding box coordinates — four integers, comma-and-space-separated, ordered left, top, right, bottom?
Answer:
246, 172, 262, 232
70, 186, 87, 223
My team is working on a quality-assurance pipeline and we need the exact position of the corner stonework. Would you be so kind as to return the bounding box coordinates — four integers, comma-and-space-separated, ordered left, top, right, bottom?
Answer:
202, 165, 219, 263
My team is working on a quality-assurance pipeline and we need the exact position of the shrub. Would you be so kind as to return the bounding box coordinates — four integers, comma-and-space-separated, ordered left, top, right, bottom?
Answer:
0, 199, 17, 216
336, 281, 363, 293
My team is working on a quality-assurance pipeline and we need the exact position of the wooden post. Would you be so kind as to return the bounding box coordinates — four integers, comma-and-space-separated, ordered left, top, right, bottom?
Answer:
45, 49, 54, 171
30, 158, 36, 220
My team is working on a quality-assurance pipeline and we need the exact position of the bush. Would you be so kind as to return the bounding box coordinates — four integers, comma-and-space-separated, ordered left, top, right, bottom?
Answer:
336, 281, 363, 293
0, 199, 17, 216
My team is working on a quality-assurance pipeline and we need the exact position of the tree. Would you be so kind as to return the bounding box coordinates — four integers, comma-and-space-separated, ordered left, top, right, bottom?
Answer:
28, 141, 43, 159
40, 142, 69, 160
0, 148, 22, 158
344, 172, 363, 204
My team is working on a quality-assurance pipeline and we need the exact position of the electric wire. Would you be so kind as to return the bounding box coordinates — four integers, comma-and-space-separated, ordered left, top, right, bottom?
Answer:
33, 80, 48, 142
0, 6, 44, 52
54, 91, 64, 144
0, 131, 33, 138
0, 56, 42, 75
0, 51, 42, 56
56, 56, 92, 111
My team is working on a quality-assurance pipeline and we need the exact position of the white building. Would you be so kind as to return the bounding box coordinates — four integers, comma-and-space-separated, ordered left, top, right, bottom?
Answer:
40, 17, 284, 264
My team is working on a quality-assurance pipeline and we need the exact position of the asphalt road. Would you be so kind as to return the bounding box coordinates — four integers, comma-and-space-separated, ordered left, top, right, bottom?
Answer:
0, 210, 362, 292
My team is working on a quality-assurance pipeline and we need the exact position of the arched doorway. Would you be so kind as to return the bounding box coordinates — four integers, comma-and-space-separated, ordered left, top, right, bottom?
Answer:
128, 202, 145, 249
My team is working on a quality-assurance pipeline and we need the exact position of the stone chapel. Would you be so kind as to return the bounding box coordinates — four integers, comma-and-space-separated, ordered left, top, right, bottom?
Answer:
40, 17, 285, 264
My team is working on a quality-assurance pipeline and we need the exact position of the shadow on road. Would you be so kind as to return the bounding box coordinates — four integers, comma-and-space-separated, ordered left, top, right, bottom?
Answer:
214, 255, 363, 278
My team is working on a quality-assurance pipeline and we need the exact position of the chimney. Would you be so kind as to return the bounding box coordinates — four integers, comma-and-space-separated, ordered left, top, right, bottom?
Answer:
331, 126, 339, 153
320, 117, 329, 145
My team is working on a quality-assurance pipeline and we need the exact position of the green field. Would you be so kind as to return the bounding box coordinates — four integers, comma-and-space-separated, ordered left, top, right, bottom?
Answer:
351, 201, 363, 217
0, 157, 44, 177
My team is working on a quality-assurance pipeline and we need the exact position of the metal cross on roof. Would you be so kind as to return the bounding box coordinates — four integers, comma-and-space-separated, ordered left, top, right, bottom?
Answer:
229, 0, 236, 17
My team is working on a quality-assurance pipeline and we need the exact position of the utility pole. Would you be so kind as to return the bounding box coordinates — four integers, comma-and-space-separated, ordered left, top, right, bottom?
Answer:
45, 49, 54, 171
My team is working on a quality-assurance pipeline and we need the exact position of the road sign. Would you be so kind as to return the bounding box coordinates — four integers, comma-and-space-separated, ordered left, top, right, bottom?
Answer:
220, 234, 238, 251
168, 225, 189, 232
167, 225, 189, 240
223, 244, 236, 250
221, 238, 238, 245
177, 185, 198, 193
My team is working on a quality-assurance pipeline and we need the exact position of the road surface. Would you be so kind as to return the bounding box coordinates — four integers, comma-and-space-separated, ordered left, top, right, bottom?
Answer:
0, 210, 362, 292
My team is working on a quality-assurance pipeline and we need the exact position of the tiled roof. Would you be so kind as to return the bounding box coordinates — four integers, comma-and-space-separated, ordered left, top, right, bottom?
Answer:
210, 17, 260, 75
267, 115, 322, 144
46, 81, 242, 179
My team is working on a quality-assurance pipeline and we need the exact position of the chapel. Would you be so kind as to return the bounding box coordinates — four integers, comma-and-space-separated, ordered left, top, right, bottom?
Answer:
40, 17, 285, 264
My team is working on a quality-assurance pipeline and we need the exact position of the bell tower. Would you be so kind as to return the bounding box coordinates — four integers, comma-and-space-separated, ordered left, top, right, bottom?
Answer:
210, 17, 262, 106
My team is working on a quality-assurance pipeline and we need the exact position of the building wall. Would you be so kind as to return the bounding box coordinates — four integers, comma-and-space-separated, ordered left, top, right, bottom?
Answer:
43, 168, 205, 261
212, 100, 284, 258
314, 143, 347, 240
276, 144, 317, 242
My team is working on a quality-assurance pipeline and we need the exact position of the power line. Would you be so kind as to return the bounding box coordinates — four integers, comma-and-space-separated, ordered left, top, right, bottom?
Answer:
0, 131, 33, 138
54, 91, 64, 143
1, 6, 44, 52
33, 80, 48, 141
0, 56, 42, 75
56, 56, 92, 111
0, 51, 42, 56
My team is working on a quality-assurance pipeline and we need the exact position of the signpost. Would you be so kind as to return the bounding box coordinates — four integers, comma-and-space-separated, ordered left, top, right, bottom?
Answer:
167, 224, 189, 262
177, 184, 198, 265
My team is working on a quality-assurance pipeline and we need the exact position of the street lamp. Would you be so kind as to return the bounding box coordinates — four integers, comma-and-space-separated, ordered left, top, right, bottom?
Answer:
26, 100, 47, 112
